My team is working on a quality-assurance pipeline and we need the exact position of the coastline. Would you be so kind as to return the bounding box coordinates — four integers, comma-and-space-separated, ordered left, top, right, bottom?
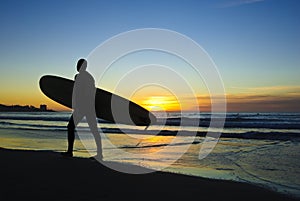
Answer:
1, 147, 297, 201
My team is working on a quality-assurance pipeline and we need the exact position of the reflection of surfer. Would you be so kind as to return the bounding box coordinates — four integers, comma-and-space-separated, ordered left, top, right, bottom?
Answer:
62, 59, 102, 159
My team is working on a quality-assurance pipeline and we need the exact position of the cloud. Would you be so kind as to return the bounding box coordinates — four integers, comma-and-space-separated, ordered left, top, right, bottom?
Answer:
226, 94, 300, 112
229, 85, 300, 95
220, 0, 265, 8
133, 85, 300, 112
194, 90, 300, 112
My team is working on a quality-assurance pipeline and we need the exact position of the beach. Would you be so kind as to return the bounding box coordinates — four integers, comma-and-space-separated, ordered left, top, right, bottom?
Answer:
1, 0, 299, 200
0, 112, 300, 200
1, 147, 298, 201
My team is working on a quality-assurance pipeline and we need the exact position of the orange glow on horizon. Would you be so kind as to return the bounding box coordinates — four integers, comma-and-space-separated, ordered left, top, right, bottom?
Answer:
0, 93, 71, 111
2, 85, 300, 112
138, 96, 181, 112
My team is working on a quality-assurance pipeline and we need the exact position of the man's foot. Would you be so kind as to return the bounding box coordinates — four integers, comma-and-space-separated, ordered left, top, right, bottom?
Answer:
90, 154, 103, 161
61, 152, 73, 157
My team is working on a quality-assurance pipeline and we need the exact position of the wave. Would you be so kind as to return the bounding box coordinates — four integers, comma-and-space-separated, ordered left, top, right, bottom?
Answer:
1, 115, 299, 129
121, 141, 201, 149
0, 121, 66, 131
0, 115, 112, 124
1, 112, 299, 135
0, 121, 299, 141
160, 117, 300, 129
102, 128, 300, 141
0, 115, 70, 122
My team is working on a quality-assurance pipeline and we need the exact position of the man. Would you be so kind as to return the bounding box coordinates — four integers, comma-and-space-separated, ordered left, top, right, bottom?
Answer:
62, 58, 102, 160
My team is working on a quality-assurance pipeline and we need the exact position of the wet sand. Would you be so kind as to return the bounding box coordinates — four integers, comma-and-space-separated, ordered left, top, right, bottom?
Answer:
0, 147, 297, 201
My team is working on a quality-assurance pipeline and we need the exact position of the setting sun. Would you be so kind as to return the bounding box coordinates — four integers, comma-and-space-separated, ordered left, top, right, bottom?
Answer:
139, 96, 180, 111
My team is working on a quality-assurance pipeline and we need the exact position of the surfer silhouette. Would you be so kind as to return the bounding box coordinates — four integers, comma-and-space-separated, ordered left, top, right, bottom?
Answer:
62, 58, 102, 160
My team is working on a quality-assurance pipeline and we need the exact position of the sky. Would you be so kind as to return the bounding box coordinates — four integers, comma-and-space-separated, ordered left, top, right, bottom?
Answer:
0, 0, 299, 112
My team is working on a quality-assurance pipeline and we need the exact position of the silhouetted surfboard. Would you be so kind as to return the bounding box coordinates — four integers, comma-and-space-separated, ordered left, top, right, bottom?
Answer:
39, 75, 156, 126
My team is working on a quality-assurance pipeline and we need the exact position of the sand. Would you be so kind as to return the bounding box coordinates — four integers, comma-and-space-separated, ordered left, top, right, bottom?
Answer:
0, 147, 297, 201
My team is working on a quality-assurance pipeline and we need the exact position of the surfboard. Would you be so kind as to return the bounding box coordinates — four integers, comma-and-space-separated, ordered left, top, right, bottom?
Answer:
39, 75, 156, 126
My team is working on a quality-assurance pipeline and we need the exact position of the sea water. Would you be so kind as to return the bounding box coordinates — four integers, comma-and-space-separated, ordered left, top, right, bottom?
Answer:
0, 112, 299, 197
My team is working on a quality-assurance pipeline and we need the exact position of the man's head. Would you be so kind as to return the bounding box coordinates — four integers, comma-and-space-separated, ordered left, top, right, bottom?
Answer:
77, 58, 87, 72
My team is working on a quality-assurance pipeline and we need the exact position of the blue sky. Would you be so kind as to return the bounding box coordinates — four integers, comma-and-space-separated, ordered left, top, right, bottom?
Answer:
0, 0, 299, 111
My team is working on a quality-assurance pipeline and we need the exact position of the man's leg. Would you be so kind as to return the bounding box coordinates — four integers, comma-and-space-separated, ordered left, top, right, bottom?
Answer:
64, 111, 83, 156
66, 115, 75, 155
86, 110, 103, 160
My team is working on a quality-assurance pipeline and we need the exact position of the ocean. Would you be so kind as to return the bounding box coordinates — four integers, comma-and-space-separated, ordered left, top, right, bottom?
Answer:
0, 112, 299, 197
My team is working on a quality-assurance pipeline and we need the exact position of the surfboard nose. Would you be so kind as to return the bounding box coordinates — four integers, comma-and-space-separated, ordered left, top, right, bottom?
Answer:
148, 113, 157, 125
135, 114, 156, 126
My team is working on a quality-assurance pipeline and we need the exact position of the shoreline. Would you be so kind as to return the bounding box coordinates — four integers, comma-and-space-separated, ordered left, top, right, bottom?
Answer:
1, 147, 298, 201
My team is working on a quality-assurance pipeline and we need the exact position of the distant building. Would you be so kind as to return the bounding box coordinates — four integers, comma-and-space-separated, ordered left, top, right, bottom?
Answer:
40, 104, 47, 111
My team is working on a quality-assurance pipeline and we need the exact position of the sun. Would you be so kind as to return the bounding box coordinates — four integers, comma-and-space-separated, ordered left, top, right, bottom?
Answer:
140, 96, 180, 111
129, 85, 182, 112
